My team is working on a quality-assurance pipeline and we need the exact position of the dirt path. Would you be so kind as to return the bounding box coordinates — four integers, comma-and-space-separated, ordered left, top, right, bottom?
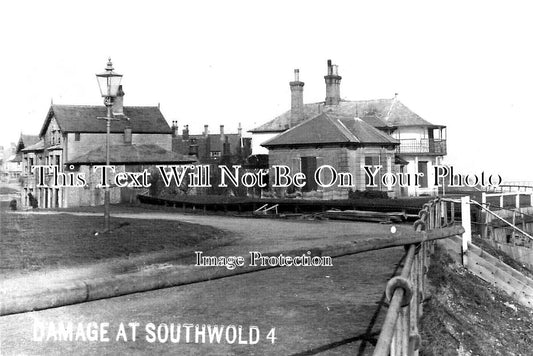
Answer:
0, 249, 404, 355
1, 211, 410, 354
14, 210, 410, 252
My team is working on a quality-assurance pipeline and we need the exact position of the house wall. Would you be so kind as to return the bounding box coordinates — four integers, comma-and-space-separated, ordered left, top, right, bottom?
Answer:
403, 155, 441, 196
392, 127, 428, 140
44, 117, 62, 146
267, 146, 398, 199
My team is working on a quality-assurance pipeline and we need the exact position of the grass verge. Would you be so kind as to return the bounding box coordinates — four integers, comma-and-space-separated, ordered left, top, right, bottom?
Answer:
1, 211, 228, 274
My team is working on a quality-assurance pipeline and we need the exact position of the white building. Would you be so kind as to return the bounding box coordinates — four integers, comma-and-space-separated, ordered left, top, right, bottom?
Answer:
250, 60, 447, 197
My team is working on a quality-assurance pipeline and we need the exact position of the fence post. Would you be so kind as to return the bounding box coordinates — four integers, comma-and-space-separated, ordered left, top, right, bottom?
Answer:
441, 200, 447, 226
515, 194, 520, 209
481, 192, 487, 238
450, 202, 455, 224
461, 196, 472, 266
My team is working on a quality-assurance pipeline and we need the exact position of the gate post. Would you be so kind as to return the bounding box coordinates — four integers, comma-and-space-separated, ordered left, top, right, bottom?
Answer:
461, 196, 472, 266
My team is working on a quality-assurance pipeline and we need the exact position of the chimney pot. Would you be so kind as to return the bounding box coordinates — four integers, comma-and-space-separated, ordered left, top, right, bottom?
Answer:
112, 85, 125, 115
289, 69, 305, 128
324, 60, 341, 105
204, 125, 209, 137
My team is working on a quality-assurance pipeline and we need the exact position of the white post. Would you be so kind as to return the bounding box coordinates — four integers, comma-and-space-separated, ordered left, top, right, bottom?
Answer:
515, 194, 520, 209
461, 196, 472, 266
500, 195, 504, 208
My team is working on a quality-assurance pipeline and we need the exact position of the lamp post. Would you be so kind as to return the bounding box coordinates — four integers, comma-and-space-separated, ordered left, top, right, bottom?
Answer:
96, 58, 123, 232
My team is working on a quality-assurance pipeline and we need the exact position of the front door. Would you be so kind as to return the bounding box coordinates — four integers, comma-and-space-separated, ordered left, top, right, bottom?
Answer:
301, 157, 317, 192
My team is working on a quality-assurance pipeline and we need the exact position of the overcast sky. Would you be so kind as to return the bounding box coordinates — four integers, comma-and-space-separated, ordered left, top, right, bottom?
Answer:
2, 0, 532, 181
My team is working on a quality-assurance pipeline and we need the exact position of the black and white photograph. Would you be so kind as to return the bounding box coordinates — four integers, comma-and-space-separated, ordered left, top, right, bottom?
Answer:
1, 1, 532, 355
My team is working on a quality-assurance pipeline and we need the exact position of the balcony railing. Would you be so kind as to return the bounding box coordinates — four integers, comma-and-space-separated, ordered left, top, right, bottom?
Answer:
396, 138, 447, 155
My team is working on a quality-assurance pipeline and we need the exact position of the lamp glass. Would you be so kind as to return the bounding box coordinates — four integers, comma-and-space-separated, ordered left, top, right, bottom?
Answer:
96, 73, 123, 98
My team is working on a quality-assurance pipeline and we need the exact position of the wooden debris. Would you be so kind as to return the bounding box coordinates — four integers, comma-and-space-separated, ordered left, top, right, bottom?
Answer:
322, 209, 406, 223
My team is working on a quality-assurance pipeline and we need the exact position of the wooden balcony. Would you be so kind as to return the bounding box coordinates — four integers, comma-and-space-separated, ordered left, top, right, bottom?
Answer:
396, 138, 447, 155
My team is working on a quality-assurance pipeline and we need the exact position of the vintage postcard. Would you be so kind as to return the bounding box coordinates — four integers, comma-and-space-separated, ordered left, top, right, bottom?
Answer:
1, 1, 532, 355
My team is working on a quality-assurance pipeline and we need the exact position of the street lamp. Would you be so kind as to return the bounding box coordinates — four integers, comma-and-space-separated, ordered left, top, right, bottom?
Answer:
96, 58, 123, 232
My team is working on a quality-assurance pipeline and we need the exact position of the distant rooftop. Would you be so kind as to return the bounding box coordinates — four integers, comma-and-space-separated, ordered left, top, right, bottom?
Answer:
252, 98, 443, 133
67, 144, 196, 165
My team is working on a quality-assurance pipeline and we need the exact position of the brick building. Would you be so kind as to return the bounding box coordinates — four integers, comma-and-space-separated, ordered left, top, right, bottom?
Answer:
20, 87, 194, 208
171, 123, 251, 166
252, 60, 447, 197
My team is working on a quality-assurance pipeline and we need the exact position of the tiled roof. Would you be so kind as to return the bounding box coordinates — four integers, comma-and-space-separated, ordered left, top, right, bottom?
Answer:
207, 134, 241, 152
40, 105, 172, 136
262, 112, 399, 147
8, 153, 22, 163
67, 144, 196, 165
21, 140, 45, 152
18, 134, 40, 148
251, 98, 440, 133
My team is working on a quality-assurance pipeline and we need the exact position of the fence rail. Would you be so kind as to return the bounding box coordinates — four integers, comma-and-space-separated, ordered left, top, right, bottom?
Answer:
373, 197, 467, 356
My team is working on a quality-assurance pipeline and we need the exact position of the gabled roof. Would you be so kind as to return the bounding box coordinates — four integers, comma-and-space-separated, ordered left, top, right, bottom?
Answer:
17, 134, 40, 152
261, 112, 399, 148
251, 98, 442, 133
8, 153, 22, 163
39, 105, 172, 136
207, 134, 241, 152
21, 140, 45, 152
67, 144, 196, 165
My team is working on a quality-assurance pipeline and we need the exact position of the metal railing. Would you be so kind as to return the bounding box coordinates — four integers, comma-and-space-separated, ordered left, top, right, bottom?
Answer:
373, 197, 466, 356
396, 139, 447, 155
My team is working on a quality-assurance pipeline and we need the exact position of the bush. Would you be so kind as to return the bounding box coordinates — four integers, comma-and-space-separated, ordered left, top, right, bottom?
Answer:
9, 199, 17, 211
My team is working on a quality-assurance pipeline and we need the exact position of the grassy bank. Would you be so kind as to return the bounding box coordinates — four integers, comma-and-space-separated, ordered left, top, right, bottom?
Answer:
420, 246, 533, 355
0, 211, 228, 273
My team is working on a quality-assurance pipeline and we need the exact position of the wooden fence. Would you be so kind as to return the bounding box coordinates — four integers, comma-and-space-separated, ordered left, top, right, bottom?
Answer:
373, 197, 468, 356
373, 195, 533, 355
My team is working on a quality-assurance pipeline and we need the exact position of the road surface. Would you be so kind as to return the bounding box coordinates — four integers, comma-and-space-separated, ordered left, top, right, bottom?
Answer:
1, 211, 408, 355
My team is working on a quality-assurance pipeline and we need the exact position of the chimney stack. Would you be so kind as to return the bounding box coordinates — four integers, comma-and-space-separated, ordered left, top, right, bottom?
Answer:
204, 125, 209, 137
171, 120, 179, 137
182, 124, 189, 140
324, 60, 342, 105
223, 135, 231, 158
238, 122, 242, 137
289, 69, 305, 128
112, 85, 125, 115
220, 125, 225, 141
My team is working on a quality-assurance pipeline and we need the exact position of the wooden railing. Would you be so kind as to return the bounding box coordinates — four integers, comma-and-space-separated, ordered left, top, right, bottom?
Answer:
373, 197, 467, 356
